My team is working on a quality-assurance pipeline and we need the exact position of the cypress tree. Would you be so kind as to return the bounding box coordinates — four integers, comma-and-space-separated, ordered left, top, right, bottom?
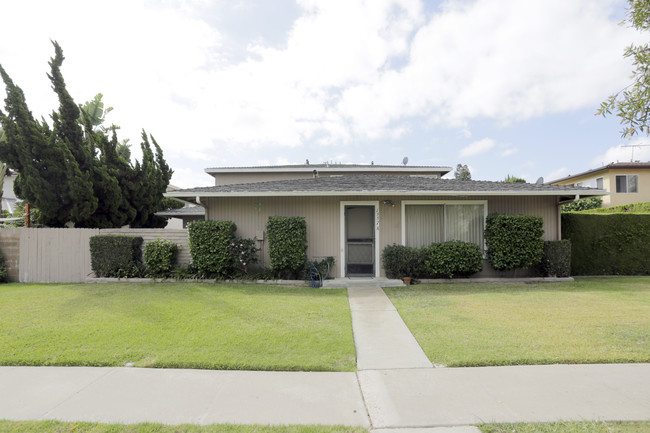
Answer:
0, 41, 173, 228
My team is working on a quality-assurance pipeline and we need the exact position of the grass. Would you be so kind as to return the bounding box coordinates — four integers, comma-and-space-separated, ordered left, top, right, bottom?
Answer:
0, 283, 356, 371
480, 421, 650, 433
385, 277, 650, 367
0, 420, 367, 433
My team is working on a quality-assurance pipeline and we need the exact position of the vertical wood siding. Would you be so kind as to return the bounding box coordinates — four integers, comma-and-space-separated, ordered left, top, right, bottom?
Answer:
207, 194, 561, 277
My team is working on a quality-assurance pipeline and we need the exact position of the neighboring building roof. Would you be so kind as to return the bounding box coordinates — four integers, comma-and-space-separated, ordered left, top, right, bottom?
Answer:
167, 175, 605, 200
205, 163, 452, 175
155, 206, 205, 218
548, 162, 650, 184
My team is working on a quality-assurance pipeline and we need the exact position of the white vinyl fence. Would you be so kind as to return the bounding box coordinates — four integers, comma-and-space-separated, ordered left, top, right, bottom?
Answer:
0, 228, 190, 283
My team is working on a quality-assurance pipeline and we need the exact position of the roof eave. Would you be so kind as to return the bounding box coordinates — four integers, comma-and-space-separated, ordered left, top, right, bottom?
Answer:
167, 189, 608, 199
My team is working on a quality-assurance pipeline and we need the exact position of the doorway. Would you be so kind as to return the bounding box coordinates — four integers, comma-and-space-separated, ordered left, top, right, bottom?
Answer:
344, 204, 376, 277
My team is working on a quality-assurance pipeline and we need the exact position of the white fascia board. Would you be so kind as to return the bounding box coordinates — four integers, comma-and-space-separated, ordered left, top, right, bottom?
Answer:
167, 189, 608, 198
204, 166, 452, 174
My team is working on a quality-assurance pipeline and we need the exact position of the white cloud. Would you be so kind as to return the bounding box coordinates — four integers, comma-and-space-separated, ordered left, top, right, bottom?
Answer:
0, 0, 643, 188
459, 138, 496, 158
591, 138, 650, 166
545, 167, 571, 183
500, 147, 518, 157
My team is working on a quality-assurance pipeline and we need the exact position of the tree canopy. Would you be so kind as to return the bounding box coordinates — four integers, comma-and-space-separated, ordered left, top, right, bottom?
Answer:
598, 0, 650, 137
454, 163, 471, 180
0, 41, 172, 228
504, 174, 526, 183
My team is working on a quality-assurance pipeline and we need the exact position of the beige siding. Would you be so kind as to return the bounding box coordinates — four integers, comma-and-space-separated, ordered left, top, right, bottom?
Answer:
205, 194, 561, 277
487, 195, 560, 241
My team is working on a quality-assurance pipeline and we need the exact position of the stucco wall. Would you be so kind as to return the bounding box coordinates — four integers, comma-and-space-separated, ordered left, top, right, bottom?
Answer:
553, 169, 650, 207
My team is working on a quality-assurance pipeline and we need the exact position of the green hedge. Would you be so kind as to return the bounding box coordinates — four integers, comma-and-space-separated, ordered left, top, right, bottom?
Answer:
143, 238, 178, 277
266, 216, 307, 279
541, 240, 571, 277
381, 244, 427, 279
188, 220, 236, 277
423, 241, 483, 279
485, 214, 544, 271
89, 235, 143, 278
562, 213, 650, 275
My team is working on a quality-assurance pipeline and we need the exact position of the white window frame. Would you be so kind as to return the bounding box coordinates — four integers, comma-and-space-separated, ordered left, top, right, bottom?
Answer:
339, 201, 380, 278
401, 200, 488, 250
615, 174, 639, 193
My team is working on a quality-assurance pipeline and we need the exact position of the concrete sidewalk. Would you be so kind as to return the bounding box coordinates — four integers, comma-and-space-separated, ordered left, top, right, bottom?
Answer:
0, 366, 369, 426
1, 284, 649, 431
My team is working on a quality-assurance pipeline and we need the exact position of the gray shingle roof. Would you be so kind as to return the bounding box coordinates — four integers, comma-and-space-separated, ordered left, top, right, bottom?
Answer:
548, 161, 650, 184
167, 175, 605, 198
155, 206, 205, 217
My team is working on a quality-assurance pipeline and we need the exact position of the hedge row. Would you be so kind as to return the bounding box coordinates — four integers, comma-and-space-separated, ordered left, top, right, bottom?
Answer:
562, 213, 650, 275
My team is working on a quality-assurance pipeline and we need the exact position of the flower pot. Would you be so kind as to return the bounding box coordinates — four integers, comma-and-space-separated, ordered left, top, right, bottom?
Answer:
402, 277, 412, 285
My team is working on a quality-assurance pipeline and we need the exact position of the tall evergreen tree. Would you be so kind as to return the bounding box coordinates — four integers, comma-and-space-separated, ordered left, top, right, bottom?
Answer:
0, 41, 172, 228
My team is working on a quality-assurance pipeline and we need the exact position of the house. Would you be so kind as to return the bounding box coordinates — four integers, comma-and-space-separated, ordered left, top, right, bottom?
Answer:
167, 164, 605, 278
548, 162, 650, 208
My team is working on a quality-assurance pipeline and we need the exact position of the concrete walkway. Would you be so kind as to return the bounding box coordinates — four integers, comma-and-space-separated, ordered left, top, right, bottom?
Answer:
1, 284, 649, 431
348, 286, 432, 370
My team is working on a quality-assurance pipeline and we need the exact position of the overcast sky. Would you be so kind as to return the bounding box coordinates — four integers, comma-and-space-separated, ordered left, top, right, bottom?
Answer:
1, 0, 649, 188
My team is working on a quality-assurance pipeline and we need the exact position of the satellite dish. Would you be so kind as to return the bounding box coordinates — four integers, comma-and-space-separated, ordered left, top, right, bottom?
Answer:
402, 156, 408, 166
536, 177, 544, 185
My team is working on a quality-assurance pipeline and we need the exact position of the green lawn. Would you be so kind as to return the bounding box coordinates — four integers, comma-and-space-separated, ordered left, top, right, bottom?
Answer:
0, 420, 367, 433
0, 283, 356, 371
385, 277, 650, 367
481, 421, 650, 433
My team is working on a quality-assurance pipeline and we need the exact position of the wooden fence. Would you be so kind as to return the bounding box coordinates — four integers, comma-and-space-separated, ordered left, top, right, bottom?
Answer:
0, 228, 190, 283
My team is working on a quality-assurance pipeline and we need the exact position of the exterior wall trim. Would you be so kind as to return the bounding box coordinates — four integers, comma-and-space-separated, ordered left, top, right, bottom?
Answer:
339, 201, 380, 278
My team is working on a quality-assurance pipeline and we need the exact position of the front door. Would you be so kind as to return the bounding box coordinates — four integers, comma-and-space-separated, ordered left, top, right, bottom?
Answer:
345, 205, 375, 276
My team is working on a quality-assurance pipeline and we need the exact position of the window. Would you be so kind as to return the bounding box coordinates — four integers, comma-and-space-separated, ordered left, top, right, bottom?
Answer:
403, 201, 486, 249
615, 175, 638, 193
577, 177, 603, 189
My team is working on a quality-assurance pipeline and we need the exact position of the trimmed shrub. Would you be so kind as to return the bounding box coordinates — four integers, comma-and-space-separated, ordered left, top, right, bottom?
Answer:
266, 216, 307, 279
144, 238, 178, 277
382, 244, 426, 279
423, 241, 483, 279
562, 213, 650, 275
89, 235, 143, 278
561, 196, 602, 212
229, 237, 259, 277
188, 220, 237, 277
541, 240, 571, 277
485, 214, 544, 271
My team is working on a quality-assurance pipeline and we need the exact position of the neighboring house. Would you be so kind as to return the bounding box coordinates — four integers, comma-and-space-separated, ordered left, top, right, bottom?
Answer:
156, 205, 205, 228
167, 164, 604, 278
2, 171, 18, 214
548, 162, 650, 208
156, 184, 205, 228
